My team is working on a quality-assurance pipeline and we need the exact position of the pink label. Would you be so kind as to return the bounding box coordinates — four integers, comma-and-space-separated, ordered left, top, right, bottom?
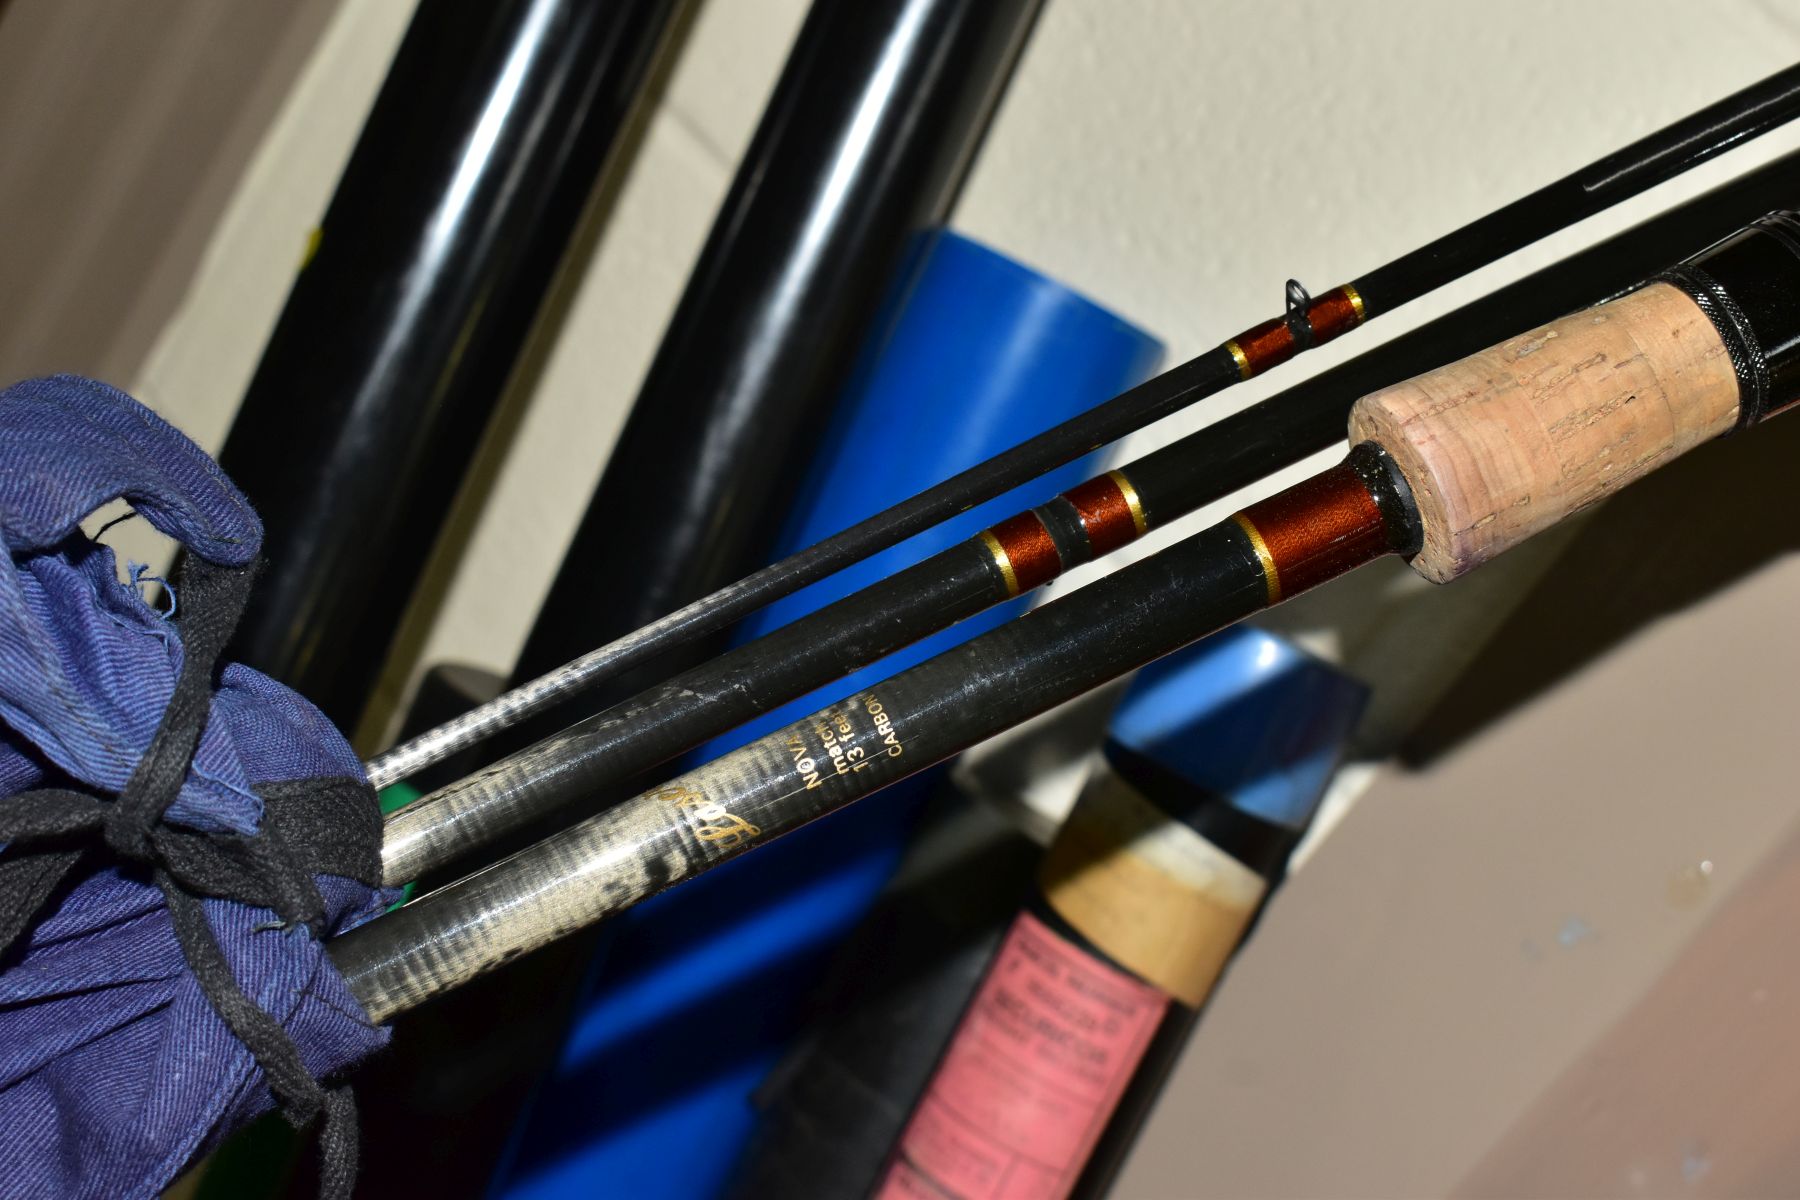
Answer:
876, 910, 1170, 1200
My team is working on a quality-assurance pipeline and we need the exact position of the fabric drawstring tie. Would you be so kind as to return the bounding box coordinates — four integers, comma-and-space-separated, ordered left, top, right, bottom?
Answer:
0, 554, 378, 1197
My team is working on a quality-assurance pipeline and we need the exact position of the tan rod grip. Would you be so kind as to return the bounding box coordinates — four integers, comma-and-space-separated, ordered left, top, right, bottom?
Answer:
1348, 282, 1739, 583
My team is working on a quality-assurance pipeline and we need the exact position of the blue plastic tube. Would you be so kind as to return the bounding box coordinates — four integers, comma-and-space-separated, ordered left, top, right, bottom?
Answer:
493, 230, 1161, 1200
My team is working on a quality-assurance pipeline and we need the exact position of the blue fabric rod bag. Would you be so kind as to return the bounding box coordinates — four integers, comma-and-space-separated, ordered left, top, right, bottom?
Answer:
0, 376, 390, 1200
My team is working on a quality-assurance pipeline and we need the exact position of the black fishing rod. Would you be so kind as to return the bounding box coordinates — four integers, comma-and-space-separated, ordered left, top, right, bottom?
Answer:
379, 145, 1800, 886
364, 61, 1800, 789
333, 207, 1800, 1019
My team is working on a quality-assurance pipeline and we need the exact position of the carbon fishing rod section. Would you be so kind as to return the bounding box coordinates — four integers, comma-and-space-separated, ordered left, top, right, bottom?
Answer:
365, 60, 1800, 788
336, 446, 1419, 1018
217, 0, 683, 727
380, 145, 1800, 886
381, 469, 1151, 884
336, 208, 1800, 1019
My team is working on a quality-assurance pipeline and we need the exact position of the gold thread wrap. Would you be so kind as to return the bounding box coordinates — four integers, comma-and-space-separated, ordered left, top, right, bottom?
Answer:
978, 529, 1018, 597
1231, 512, 1281, 604
1224, 340, 1251, 380
1109, 469, 1149, 536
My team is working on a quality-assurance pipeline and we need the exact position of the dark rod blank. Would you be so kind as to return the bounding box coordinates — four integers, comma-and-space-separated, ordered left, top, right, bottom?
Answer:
380, 141, 1800, 885
336, 448, 1417, 1020
218, 0, 684, 728
339, 189, 1800, 1016
366, 61, 1800, 787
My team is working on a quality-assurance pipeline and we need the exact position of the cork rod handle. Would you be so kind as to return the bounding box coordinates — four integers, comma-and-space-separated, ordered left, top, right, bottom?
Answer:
1349, 282, 1739, 583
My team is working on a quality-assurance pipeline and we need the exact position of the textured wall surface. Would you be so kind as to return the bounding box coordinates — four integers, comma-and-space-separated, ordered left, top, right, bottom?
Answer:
16, 0, 1800, 1194
0, 0, 337, 384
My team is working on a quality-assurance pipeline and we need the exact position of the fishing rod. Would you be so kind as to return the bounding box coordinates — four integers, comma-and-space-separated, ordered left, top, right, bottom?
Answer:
379, 146, 1800, 887
364, 63, 1800, 791
333, 207, 1800, 1020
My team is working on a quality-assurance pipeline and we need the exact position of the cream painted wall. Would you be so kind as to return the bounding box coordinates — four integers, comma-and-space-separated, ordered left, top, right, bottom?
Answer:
117, 1, 1800, 1195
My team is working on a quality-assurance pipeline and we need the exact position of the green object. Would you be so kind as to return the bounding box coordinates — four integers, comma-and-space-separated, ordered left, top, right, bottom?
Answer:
378, 782, 420, 907
378, 780, 422, 815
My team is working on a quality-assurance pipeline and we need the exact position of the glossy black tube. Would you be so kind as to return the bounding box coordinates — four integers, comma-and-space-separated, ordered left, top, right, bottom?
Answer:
379, 143, 1800, 883
369, 62, 1800, 786
217, 0, 683, 726
497, 0, 1046, 751
354, 9, 1049, 1184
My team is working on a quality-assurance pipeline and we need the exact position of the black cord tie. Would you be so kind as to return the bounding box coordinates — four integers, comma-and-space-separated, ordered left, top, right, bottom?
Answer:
1284, 277, 1316, 350
0, 555, 378, 1197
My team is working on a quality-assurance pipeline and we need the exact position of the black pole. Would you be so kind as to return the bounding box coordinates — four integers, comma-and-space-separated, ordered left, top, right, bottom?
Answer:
342, 4, 1049, 1192
499, 0, 1046, 748
380, 141, 1800, 885
367, 61, 1800, 786
217, 0, 684, 728
331, 448, 1424, 1018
